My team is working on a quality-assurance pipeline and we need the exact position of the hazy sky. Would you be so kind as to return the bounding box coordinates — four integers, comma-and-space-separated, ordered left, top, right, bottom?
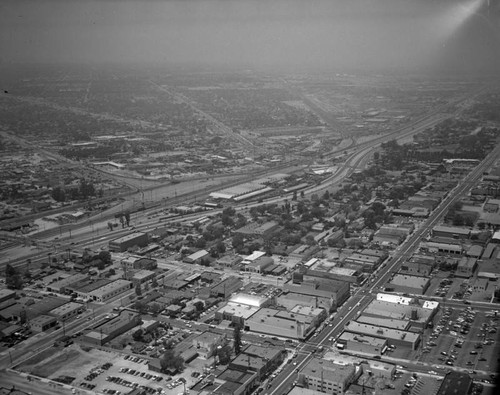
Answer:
1, 0, 499, 72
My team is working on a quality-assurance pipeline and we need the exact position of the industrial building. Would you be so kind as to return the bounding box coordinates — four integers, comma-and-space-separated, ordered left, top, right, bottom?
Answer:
30, 314, 57, 333
80, 310, 141, 346
49, 302, 85, 322
109, 232, 148, 252
46, 273, 89, 294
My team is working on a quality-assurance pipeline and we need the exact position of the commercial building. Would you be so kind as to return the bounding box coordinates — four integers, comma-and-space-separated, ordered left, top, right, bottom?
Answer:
372, 224, 412, 245
212, 369, 258, 395
337, 331, 388, 355
289, 272, 350, 307
215, 302, 260, 327
183, 249, 210, 264
192, 331, 226, 359
356, 315, 410, 331
343, 253, 382, 272
298, 357, 357, 394
126, 269, 155, 286
455, 257, 477, 278
385, 274, 430, 295
421, 241, 463, 255
363, 299, 435, 330
230, 344, 285, 382
365, 360, 396, 380
246, 307, 325, 341
243, 256, 274, 274
304, 267, 362, 284
432, 225, 470, 240
120, 256, 157, 270
0, 289, 16, 304
276, 293, 318, 311
109, 232, 148, 252
210, 276, 243, 299
87, 279, 132, 302
345, 321, 421, 350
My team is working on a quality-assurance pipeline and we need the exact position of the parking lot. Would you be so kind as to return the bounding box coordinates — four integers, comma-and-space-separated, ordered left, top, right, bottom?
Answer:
418, 305, 498, 375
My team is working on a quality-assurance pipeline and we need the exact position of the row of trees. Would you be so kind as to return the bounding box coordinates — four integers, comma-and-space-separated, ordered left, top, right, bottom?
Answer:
51, 179, 101, 202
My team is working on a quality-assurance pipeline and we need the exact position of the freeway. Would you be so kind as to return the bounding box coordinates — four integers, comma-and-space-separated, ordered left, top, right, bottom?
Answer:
1, 83, 487, 273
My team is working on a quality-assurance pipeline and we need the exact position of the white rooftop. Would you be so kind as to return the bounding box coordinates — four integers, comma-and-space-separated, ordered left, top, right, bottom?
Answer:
376, 293, 412, 305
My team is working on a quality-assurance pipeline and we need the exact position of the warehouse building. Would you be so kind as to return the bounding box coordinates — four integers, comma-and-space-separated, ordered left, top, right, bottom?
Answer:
46, 273, 89, 294
87, 279, 132, 302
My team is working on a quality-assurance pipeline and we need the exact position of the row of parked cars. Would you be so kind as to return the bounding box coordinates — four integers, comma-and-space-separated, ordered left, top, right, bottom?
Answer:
106, 374, 165, 394
118, 367, 165, 382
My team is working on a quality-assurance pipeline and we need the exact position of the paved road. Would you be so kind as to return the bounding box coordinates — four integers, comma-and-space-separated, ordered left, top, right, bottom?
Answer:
267, 142, 500, 395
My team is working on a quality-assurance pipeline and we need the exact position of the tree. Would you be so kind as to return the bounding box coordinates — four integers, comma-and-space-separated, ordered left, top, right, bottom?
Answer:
132, 328, 144, 342
305, 235, 316, 246
132, 301, 148, 314
160, 350, 184, 373
232, 233, 244, 250
234, 324, 242, 355
221, 215, 234, 228
98, 250, 112, 265
149, 303, 162, 316
5, 264, 23, 290
216, 344, 232, 365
